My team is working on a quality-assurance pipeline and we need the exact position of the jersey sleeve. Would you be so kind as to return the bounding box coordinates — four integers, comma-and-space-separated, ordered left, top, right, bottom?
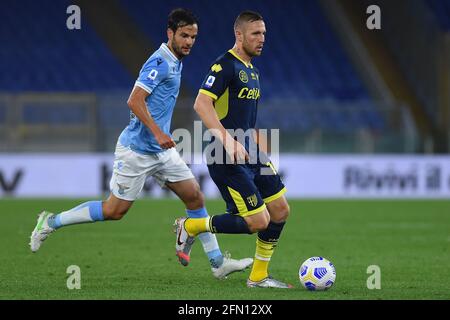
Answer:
199, 58, 233, 100
135, 56, 169, 94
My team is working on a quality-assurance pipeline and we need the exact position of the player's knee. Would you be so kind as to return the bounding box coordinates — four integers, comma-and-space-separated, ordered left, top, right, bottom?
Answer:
194, 189, 205, 207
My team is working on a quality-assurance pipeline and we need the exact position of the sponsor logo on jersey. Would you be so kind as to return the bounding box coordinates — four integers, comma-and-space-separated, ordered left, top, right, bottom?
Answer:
238, 87, 260, 100
239, 70, 248, 83
211, 64, 222, 73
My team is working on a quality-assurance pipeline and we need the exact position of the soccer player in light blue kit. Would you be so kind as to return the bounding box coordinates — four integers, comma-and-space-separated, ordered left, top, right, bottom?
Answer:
29, 8, 252, 279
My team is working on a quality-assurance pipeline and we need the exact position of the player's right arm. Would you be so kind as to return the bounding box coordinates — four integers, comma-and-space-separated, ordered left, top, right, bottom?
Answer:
194, 58, 248, 162
127, 56, 175, 149
127, 86, 175, 149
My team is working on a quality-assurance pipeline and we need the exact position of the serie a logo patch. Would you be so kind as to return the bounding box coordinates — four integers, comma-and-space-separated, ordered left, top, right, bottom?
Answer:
205, 75, 216, 88
148, 69, 158, 80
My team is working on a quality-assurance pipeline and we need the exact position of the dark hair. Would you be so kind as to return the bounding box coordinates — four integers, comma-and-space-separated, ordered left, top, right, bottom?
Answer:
167, 8, 198, 32
234, 10, 263, 30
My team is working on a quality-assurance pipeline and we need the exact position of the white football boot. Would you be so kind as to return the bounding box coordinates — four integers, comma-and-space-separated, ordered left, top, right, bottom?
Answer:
29, 211, 55, 252
173, 217, 195, 266
247, 276, 293, 288
212, 252, 253, 279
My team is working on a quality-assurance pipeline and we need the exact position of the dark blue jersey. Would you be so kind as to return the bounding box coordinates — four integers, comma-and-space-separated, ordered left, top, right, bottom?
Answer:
199, 49, 261, 133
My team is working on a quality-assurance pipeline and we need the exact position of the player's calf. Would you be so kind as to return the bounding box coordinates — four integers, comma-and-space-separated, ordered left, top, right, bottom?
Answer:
183, 188, 205, 210
102, 195, 133, 220
102, 206, 129, 220
167, 179, 205, 210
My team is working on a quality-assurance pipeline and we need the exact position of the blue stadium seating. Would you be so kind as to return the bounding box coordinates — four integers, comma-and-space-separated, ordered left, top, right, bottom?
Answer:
0, 0, 132, 92
0, 103, 6, 124
22, 103, 88, 125
427, 0, 450, 30
119, 0, 369, 101
1, 0, 384, 132
256, 100, 385, 132
119, 0, 381, 132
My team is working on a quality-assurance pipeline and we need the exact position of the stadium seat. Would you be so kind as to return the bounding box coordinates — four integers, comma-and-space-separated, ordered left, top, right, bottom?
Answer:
427, 0, 450, 30
118, 0, 382, 131
0, 0, 132, 92
1, 0, 385, 132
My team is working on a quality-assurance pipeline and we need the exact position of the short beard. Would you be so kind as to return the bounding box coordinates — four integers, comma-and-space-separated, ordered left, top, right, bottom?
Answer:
242, 42, 259, 57
171, 40, 187, 59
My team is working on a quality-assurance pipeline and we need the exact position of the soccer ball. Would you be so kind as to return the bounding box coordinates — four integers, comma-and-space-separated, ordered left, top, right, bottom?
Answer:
299, 257, 336, 291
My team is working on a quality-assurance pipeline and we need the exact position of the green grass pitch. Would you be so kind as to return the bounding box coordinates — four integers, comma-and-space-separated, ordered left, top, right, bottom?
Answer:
0, 198, 449, 300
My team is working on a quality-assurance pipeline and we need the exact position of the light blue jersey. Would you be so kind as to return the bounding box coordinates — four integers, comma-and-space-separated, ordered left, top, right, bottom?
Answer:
119, 43, 182, 154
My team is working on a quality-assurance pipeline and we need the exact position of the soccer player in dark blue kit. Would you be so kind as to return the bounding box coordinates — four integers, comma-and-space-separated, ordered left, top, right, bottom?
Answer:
174, 11, 292, 288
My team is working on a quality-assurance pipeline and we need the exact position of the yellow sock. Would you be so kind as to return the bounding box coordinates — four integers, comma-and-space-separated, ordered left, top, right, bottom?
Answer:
249, 259, 269, 282
184, 217, 208, 236
249, 238, 276, 282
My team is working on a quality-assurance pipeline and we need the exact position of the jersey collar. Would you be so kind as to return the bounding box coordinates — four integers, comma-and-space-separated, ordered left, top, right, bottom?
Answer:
160, 43, 180, 64
228, 49, 253, 69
